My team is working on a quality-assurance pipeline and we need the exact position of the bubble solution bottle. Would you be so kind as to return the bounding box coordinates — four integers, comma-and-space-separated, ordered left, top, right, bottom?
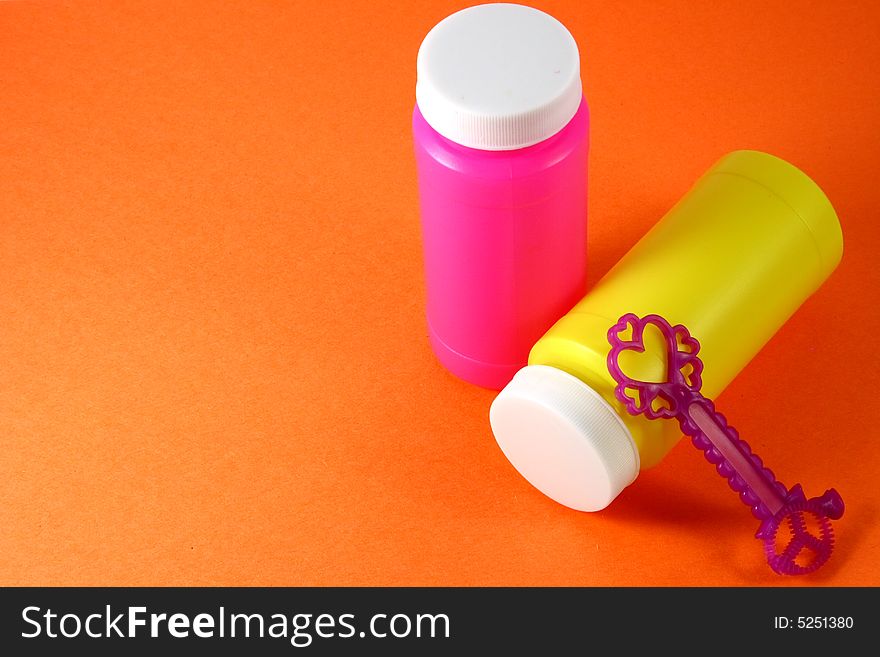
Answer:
490, 151, 843, 511
414, 3, 589, 390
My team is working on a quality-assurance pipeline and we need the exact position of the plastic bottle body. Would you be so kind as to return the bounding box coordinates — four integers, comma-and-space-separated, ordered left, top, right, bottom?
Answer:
491, 150, 843, 510
413, 99, 589, 389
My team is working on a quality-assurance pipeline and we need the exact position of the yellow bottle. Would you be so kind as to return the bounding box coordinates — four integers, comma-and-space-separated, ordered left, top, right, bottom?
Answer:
490, 150, 843, 511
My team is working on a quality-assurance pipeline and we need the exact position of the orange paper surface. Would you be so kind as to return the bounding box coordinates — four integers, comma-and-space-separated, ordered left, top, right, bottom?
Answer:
1, 0, 878, 586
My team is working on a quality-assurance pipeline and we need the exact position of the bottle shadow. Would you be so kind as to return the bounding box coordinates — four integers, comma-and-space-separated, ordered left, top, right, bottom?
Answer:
585, 201, 672, 288
606, 472, 744, 530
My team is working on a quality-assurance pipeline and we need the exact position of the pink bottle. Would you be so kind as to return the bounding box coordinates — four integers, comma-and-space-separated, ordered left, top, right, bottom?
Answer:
413, 3, 589, 390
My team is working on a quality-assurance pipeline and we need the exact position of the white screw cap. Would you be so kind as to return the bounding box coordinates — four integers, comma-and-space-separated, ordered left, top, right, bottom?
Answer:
416, 3, 582, 150
490, 365, 640, 511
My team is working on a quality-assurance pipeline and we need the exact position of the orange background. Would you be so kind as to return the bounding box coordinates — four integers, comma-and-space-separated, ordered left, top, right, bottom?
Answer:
1, 0, 878, 586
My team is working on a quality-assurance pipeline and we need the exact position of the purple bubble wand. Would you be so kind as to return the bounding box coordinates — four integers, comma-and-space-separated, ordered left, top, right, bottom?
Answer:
607, 313, 844, 575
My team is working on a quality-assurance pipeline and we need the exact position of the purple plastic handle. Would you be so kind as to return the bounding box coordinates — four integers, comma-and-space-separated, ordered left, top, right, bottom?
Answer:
606, 313, 844, 575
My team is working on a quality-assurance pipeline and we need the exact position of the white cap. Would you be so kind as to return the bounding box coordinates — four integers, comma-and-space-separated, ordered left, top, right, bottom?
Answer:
416, 3, 582, 150
489, 365, 640, 511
